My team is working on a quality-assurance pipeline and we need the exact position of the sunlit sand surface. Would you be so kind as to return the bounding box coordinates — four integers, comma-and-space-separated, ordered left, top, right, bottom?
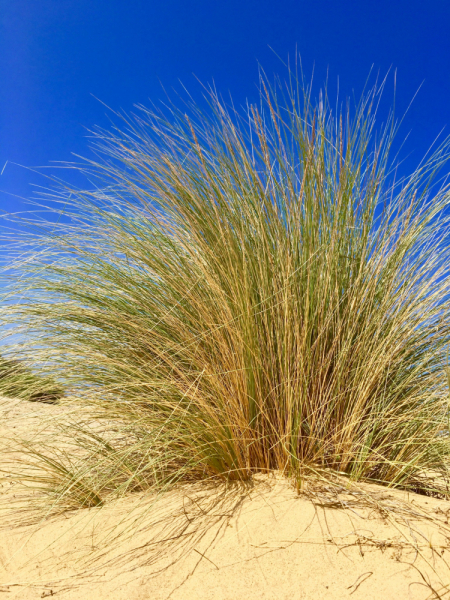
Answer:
1, 396, 450, 599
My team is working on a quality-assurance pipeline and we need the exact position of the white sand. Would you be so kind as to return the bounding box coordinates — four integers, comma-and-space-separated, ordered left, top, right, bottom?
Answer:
1, 396, 450, 599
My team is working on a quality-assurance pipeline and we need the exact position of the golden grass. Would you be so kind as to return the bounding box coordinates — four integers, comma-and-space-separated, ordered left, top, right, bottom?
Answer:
1, 66, 450, 517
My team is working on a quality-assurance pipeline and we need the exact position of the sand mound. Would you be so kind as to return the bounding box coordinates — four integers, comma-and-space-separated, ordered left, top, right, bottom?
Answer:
1, 397, 450, 599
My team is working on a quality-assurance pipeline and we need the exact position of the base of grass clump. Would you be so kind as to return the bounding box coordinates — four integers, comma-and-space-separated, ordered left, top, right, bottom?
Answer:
1, 398, 450, 600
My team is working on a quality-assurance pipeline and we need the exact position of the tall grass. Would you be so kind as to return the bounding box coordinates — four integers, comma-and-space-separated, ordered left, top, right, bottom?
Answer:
2, 69, 450, 509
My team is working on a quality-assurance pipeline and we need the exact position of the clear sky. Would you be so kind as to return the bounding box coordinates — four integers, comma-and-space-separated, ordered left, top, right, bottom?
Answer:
1, 0, 450, 214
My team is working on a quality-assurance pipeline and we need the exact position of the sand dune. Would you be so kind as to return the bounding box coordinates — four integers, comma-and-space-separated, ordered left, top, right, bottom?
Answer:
1, 396, 450, 599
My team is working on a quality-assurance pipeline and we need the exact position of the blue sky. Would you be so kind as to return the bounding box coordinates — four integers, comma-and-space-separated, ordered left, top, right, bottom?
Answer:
1, 0, 450, 214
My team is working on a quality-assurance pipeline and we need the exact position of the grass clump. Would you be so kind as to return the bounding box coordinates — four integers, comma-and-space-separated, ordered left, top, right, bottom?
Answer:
2, 68, 450, 510
0, 355, 63, 404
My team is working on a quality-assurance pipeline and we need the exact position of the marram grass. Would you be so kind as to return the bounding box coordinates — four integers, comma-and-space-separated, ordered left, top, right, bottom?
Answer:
2, 71, 450, 512
0, 355, 62, 403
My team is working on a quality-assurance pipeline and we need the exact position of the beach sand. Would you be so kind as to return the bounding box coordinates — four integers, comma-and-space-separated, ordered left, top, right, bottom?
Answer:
1, 396, 450, 599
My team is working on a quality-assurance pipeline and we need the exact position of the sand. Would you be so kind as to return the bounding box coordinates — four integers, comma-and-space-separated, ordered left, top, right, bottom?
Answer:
1, 396, 450, 599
